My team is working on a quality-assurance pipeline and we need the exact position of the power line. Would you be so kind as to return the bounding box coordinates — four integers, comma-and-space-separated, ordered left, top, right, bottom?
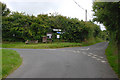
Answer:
73, 0, 85, 10
73, 0, 93, 21
73, 0, 87, 21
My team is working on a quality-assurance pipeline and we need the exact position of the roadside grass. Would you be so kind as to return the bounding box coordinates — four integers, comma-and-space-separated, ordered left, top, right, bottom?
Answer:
2, 42, 82, 49
2, 49, 22, 78
105, 43, 119, 78
2, 38, 104, 49
0, 49, 2, 79
82, 37, 104, 46
0, 43, 2, 48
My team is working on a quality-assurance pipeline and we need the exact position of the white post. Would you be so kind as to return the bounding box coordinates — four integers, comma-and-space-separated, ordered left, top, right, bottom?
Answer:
85, 9, 87, 22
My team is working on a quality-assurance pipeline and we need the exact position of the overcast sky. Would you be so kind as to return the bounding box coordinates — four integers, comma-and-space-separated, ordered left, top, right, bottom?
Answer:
1, 0, 106, 30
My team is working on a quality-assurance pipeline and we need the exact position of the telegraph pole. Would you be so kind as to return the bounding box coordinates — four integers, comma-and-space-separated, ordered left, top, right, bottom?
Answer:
85, 9, 87, 22
73, 0, 87, 22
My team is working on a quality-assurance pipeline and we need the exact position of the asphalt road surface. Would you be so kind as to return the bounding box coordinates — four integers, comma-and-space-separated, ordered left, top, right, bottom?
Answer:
7, 42, 118, 78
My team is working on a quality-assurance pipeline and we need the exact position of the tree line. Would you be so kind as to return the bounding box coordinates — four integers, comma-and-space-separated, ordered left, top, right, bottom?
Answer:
93, 2, 120, 53
93, 1, 120, 77
1, 2, 105, 42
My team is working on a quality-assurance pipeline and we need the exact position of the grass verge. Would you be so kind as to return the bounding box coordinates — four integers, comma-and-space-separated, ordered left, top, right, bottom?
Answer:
2, 42, 82, 49
2, 38, 104, 49
0, 49, 2, 79
105, 43, 119, 78
82, 37, 104, 46
2, 49, 22, 78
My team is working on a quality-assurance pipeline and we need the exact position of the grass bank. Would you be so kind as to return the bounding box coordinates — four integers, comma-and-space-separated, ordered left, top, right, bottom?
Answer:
3, 42, 82, 49
0, 49, 2, 79
105, 42, 119, 78
2, 49, 22, 78
82, 37, 104, 46
2, 38, 104, 49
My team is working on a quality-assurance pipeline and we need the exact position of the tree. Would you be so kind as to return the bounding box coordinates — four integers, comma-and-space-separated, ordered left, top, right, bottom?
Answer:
0, 2, 10, 16
2, 2, 102, 42
93, 2, 120, 50
93, 2, 120, 76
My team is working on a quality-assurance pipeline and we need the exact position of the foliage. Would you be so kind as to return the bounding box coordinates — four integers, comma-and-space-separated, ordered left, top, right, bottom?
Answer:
93, 2, 120, 47
2, 12, 102, 42
2, 42, 82, 49
93, 2, 120, 77
105, 40, 119, 77
0, 2, 10, 16
2, 39, 104, 49
2, 2, 103, 43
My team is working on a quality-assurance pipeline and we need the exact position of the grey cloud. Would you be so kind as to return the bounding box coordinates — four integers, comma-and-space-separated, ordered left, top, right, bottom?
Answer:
8, 1, 62, 15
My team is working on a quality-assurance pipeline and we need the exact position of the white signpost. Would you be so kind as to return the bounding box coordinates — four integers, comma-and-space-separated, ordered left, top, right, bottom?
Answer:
57, 35, 60, 39
53, 29, 61, 32
53, 29, 62, 39
47, 33, 52, 39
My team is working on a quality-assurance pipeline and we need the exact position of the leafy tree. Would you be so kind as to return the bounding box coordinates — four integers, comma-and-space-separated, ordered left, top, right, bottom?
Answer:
0, 2, 10, 16
93, 2, 120, 47
93, 2, 120, 76
2, 2, 102, 42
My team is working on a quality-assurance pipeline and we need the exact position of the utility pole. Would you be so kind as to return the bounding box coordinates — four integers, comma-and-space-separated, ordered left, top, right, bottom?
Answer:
85, 9, 87, 22
73, 0, 87, 22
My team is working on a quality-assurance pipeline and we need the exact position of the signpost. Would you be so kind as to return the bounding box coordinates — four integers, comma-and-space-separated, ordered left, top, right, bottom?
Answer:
57, 35, 60, 39
53, 29, 61, 32
57, 32, 61, 34
47, 33, 52, 39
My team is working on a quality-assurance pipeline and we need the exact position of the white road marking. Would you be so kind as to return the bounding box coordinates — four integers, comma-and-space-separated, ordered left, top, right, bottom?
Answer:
92, 56, 97, 59
87, 48, 89, 50
48, 49, 56, 50
84, 52, 107, 64
94, 55, 97, 56
87, 55, 92, 56
82, 52, 87, 54
101, 61, 106, 63
96, 58, 101, 61
79, 48, 89, 50
99, 56, 104, 58
73, 51, 76, 53
89, 53, 93, 55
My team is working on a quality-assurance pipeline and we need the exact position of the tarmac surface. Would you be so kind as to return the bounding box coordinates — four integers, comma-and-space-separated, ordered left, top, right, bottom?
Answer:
6, 42, 118, 78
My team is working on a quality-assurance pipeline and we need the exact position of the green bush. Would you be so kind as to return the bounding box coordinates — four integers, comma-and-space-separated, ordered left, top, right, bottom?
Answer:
2, 2, 103, 42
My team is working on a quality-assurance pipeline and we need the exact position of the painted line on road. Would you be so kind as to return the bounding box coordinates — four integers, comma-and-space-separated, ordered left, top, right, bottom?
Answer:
76, 51, 80, 53
48, 49, 57, 50
99, 56, 104, 58
96, 58, 101, 61
92, 56, 97, 59
101, 60, 107, 63
87, 54, 92, 56
82, 52, 87, 54
84, 52, 107, 64
89, 53, 93, 55
73, 51, 76, 53
87, 48, 90, 50
79, 48, 89, 50
93, 55, 97, 57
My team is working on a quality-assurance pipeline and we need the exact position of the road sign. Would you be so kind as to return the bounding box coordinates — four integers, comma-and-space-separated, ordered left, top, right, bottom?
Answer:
47, 33, 52, 39
53, 29, 61, 32
57, 32, 61, 34
57, 35, 60, 39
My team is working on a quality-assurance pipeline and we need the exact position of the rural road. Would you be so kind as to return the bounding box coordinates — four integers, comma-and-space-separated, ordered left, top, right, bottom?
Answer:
6, 42, 118, 79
